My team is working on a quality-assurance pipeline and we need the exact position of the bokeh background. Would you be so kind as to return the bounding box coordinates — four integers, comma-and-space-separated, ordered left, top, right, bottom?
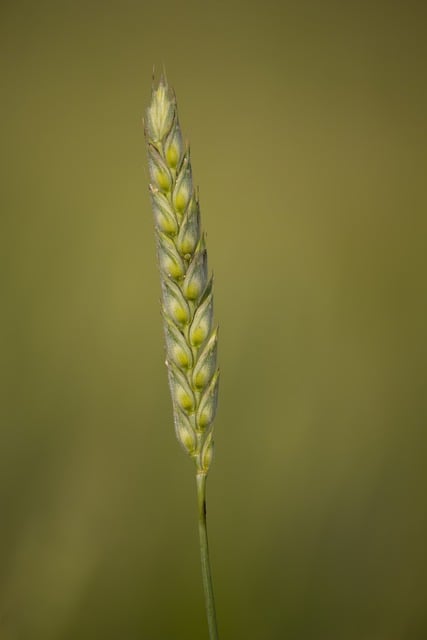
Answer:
1, 1, 426, 638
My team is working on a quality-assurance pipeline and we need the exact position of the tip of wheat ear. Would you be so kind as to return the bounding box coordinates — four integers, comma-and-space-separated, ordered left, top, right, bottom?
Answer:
144, 78, 219, 475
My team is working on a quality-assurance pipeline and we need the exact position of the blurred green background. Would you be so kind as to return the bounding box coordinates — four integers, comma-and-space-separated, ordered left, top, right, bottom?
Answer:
1, 1, 426, 638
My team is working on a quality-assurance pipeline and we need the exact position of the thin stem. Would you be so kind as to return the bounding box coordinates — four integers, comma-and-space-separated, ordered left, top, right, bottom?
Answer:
196, 472, 219, 640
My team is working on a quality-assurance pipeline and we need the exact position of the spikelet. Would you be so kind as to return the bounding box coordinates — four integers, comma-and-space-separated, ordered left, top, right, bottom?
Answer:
144, 77, 219, 474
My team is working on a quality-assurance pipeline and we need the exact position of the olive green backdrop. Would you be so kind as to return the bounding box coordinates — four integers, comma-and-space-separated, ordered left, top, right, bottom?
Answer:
1, 1, 426, 638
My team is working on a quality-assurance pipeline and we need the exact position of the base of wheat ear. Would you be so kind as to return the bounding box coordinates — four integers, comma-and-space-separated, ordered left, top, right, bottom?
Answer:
144, 78, 219, 475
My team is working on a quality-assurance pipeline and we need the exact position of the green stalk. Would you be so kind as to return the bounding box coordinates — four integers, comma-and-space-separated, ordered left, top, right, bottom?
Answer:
196, 472, 219, 640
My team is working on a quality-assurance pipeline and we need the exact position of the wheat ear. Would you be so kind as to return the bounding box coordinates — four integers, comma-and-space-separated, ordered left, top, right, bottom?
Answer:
144, 76, 219, 640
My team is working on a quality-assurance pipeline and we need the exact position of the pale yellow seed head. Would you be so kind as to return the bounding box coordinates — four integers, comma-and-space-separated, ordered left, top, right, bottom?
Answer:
145, 78, 219, 469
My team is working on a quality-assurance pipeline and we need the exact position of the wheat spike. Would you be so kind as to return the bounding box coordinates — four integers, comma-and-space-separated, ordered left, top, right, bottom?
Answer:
144, 77, 219, 476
